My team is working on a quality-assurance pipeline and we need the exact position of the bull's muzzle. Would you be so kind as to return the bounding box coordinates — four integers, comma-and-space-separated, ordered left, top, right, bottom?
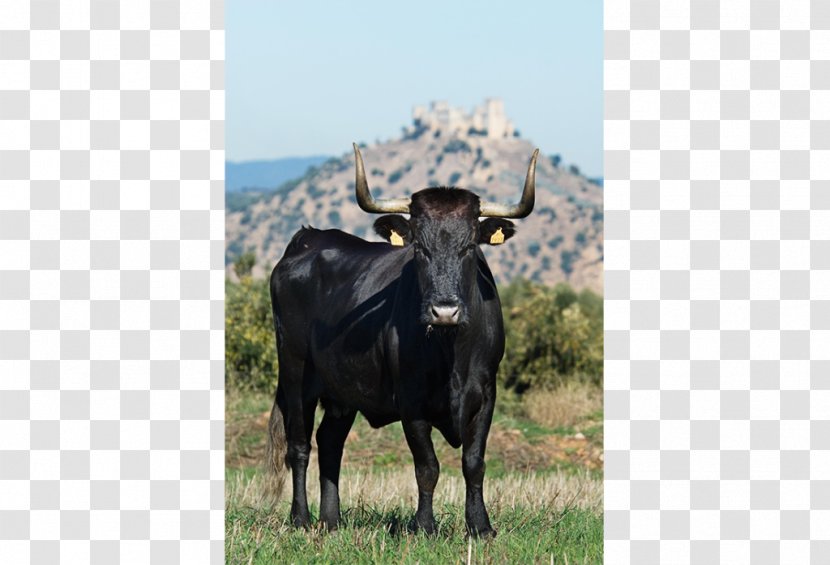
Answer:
429, 303, 460, 326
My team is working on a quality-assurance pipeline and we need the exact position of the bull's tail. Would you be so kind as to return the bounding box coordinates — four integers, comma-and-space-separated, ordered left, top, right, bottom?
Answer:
262, 391, 288, 507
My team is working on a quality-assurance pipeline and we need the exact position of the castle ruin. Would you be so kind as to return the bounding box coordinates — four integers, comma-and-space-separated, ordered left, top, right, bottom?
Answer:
409, 98, 516, 140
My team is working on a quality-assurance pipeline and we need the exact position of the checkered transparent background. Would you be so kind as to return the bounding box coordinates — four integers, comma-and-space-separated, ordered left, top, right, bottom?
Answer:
0, 1, 224, 563
605, 1, 830, 563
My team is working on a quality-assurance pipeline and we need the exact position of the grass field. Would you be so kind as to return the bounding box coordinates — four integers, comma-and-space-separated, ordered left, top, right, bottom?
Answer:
226, 386, 603, 564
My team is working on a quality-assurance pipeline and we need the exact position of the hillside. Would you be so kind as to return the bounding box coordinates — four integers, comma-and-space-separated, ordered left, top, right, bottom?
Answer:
226, 134, 603, 293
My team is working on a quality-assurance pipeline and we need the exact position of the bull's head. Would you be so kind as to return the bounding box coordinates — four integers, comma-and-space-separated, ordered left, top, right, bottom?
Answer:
353, 143, 538, 327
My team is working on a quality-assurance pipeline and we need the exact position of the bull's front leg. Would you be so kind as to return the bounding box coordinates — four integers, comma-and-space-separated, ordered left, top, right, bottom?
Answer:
461, 382, 496, 538
401, 417, 439, 534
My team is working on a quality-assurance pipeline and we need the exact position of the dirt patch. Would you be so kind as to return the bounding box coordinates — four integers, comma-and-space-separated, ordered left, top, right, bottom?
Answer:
227, 407, 602, 475
487, 427, 602, 472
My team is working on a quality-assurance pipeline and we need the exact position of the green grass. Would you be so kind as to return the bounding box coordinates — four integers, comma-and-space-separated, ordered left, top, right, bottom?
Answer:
226, 388, 603, 564
491, 411, 559, 443
226, 502, 602, 565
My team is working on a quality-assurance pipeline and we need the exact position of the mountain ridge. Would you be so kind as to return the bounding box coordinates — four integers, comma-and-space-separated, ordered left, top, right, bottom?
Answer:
226, 133, 603, 293
225, 155, 331, 192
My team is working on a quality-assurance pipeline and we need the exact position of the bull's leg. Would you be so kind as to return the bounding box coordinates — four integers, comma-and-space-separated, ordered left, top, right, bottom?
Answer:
401, 418, 440, 534
287, 396, 316, 528
276, 364, 317, 528
461, 389, 496, 538
316, 408, 357, 530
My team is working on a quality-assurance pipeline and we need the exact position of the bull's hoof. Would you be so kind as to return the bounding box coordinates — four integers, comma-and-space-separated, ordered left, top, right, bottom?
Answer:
320, 518, 339, 532
412, 516, 437, 535
468, 525, 497, 539
291, 513, 312, 529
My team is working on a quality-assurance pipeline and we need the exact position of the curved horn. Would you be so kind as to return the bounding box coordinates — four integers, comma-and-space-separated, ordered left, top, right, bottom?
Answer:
479, 148, 539, 218
353, 143, 411, 214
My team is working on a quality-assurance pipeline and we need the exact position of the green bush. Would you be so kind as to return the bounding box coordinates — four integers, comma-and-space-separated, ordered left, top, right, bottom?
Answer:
498, 279, 603, 392
225, 277, 278, 392
225, 275, 603, 395
233, 251, 256, 279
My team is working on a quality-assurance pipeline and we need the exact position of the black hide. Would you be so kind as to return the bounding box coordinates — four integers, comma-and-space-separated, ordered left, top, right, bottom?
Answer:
269, 187, 509, 537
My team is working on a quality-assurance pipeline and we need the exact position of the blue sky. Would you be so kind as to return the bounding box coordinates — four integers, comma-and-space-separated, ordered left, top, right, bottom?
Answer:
226, 1, 602, 178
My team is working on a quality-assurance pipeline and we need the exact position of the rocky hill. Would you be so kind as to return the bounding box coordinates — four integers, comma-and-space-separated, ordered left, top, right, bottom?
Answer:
226, 133, 603, 293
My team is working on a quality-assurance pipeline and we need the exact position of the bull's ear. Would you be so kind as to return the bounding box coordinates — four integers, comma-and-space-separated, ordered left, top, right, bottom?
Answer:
479, 218, 515, 246
373, 215, 412, 246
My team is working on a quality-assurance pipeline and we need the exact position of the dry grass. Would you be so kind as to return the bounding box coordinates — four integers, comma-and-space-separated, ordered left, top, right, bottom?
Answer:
226, 466, 603, 564
225, 387, 603, 563
521, 381, 602, 431
227, 465, 602, 516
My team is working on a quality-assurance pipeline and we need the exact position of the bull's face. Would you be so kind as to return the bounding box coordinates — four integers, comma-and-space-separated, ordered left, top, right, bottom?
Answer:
353, 143, 538, 327
373, 191, 516, 326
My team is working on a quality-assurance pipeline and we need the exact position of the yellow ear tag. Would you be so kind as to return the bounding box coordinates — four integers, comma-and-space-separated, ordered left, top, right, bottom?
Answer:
489, 227, 505, 245
389, 230, 404, 247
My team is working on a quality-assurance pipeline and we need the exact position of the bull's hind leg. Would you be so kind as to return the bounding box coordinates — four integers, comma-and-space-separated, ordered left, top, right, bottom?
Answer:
316, 406, 357, 530
276, 359, 317, 528
401, 418, 439, 534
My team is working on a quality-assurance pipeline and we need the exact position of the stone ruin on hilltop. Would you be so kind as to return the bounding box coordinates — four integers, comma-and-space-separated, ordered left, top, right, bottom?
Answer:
408, 98, 517, 140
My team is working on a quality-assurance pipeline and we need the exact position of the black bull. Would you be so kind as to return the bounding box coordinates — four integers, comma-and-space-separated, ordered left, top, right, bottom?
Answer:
266, 145, 538, 537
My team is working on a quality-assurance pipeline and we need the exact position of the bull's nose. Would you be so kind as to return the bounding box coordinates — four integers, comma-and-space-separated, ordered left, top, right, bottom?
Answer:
430, 304, 460, 325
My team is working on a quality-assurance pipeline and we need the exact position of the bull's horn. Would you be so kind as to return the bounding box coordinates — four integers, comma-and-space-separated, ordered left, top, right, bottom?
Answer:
353, 143, 411, 214
479, 148, 538, 218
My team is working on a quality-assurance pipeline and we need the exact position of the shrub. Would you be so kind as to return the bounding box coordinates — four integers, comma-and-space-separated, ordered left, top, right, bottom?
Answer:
527, 242, 541, 257
443, 139, 471, 154
233, 251, 257, 279
388, 170, 403, 184
547, 235, 563, 249
498, 280, 603, 392
227, 191, 266, 214
226, 277, 278, 392
561, 249, 577, 275
308, 184, 325, 198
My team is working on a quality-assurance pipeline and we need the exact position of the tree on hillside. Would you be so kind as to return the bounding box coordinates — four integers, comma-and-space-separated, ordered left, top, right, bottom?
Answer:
233, 251, 257, 279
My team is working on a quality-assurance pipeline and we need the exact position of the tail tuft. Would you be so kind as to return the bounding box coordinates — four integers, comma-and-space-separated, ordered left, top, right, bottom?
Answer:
262, 396, 288, 506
